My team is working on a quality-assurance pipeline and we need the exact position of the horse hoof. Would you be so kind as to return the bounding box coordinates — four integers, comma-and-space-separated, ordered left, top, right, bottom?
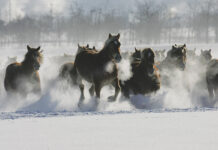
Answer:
78, 101, 83, 108
108, 96, 116, 102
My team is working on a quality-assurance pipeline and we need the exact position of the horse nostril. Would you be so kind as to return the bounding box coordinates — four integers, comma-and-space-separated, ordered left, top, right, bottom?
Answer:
34, 63, 40, 70
115, 55, 122, 62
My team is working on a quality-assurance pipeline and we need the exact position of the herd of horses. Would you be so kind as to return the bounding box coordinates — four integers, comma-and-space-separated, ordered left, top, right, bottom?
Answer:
3, 33, 218, 107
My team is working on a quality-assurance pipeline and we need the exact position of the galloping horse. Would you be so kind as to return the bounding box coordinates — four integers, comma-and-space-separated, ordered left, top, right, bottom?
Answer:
160, 44, 187, 71
59, 44, 96, 82
73, 33, 122, 104
4, 45, 43, 96
121, 48, 160, 98
206, 59, 218, 101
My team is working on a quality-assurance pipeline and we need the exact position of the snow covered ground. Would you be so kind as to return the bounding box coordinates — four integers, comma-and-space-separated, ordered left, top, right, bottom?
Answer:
1, 109, 218, 150
0, 43, 218, 149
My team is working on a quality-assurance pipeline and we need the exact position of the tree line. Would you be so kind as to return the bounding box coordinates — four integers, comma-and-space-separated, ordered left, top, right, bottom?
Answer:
0, 0, 218, 46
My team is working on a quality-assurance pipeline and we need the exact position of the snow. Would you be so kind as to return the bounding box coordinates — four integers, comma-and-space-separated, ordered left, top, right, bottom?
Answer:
0, 109, 218, 150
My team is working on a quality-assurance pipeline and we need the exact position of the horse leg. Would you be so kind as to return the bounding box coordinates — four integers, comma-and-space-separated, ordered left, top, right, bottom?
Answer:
32, 73, 41, 95
79, 83, 85, 101
122, 84, 130, 99
108, 78, 120, 102
213, 85, 218, 105
89, 84, 95, 96
94, 83, 101, 98
77, 83, 85, 108
207, 78, 214, 100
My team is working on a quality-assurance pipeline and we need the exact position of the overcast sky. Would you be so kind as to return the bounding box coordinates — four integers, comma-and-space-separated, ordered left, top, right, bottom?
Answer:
0, 0, 191, 22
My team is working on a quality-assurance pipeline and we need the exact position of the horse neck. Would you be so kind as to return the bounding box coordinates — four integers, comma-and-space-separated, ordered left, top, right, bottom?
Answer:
98, 46, 112, 62
21, 60, 35, 74
139, 60, 152, 71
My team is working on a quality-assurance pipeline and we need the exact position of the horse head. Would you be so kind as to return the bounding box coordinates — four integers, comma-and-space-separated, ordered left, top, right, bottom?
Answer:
141, 48, 155, 74
169, 44, 187, 70
132, 48, 141, 61
200, 49, 212, 64
104, 33, 122, 63
26, 45, 43, 71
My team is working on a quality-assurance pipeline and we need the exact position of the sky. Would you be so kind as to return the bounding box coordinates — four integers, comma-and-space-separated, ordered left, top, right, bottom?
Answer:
0, 0, 191, 22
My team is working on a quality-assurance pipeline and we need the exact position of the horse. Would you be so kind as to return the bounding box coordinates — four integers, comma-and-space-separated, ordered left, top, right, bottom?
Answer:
121, 48, 141, 62
73, 33, 122, 105
120, 48, 160, 98
199, 49, 212, 65
159, 44, 187, 71
76, 44, 96, 54
4, 45, 43, 96
206, 59, 218, 102
59, 44, 96, 82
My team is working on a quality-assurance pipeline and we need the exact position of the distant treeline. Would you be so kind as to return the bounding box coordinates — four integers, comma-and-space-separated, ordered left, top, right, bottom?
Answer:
0, 0, 218, 46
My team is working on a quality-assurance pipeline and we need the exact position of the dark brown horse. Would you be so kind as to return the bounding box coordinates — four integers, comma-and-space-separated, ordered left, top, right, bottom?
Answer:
121, 48, 141, 62
121, 48, 160, 98
4, 45, 43, 96
76, 44, 96, 54
206, 59, 218, 101
59, 44, 96, 82
160, 44, 187, 70
73, 33, 122, 104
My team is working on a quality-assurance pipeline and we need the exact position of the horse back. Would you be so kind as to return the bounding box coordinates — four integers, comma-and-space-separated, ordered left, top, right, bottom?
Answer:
75, 50, 118, 83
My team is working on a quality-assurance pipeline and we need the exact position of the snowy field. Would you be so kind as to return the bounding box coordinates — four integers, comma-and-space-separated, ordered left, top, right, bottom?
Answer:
1, 109, 218, 150
0, 43, 218, 149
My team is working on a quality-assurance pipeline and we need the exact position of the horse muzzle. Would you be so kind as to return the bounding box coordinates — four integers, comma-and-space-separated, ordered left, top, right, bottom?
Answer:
114, 54, 122, 63
179, 63, 185, 71
34, 63, 40, 70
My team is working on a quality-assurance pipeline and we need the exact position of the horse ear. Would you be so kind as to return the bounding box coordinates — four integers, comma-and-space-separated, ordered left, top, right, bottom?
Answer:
93, 46, 95, 49
172, 45, 175, 49
109, 33, 112, 39
86, 44, 89, 48
27, 45, 31, 52
36, 46, 40, 51
183, 44, 186, 47
135, 48, 138, 52
117, 33, 120, 39
78, 44, 80, 48
209, 49, 211, 53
